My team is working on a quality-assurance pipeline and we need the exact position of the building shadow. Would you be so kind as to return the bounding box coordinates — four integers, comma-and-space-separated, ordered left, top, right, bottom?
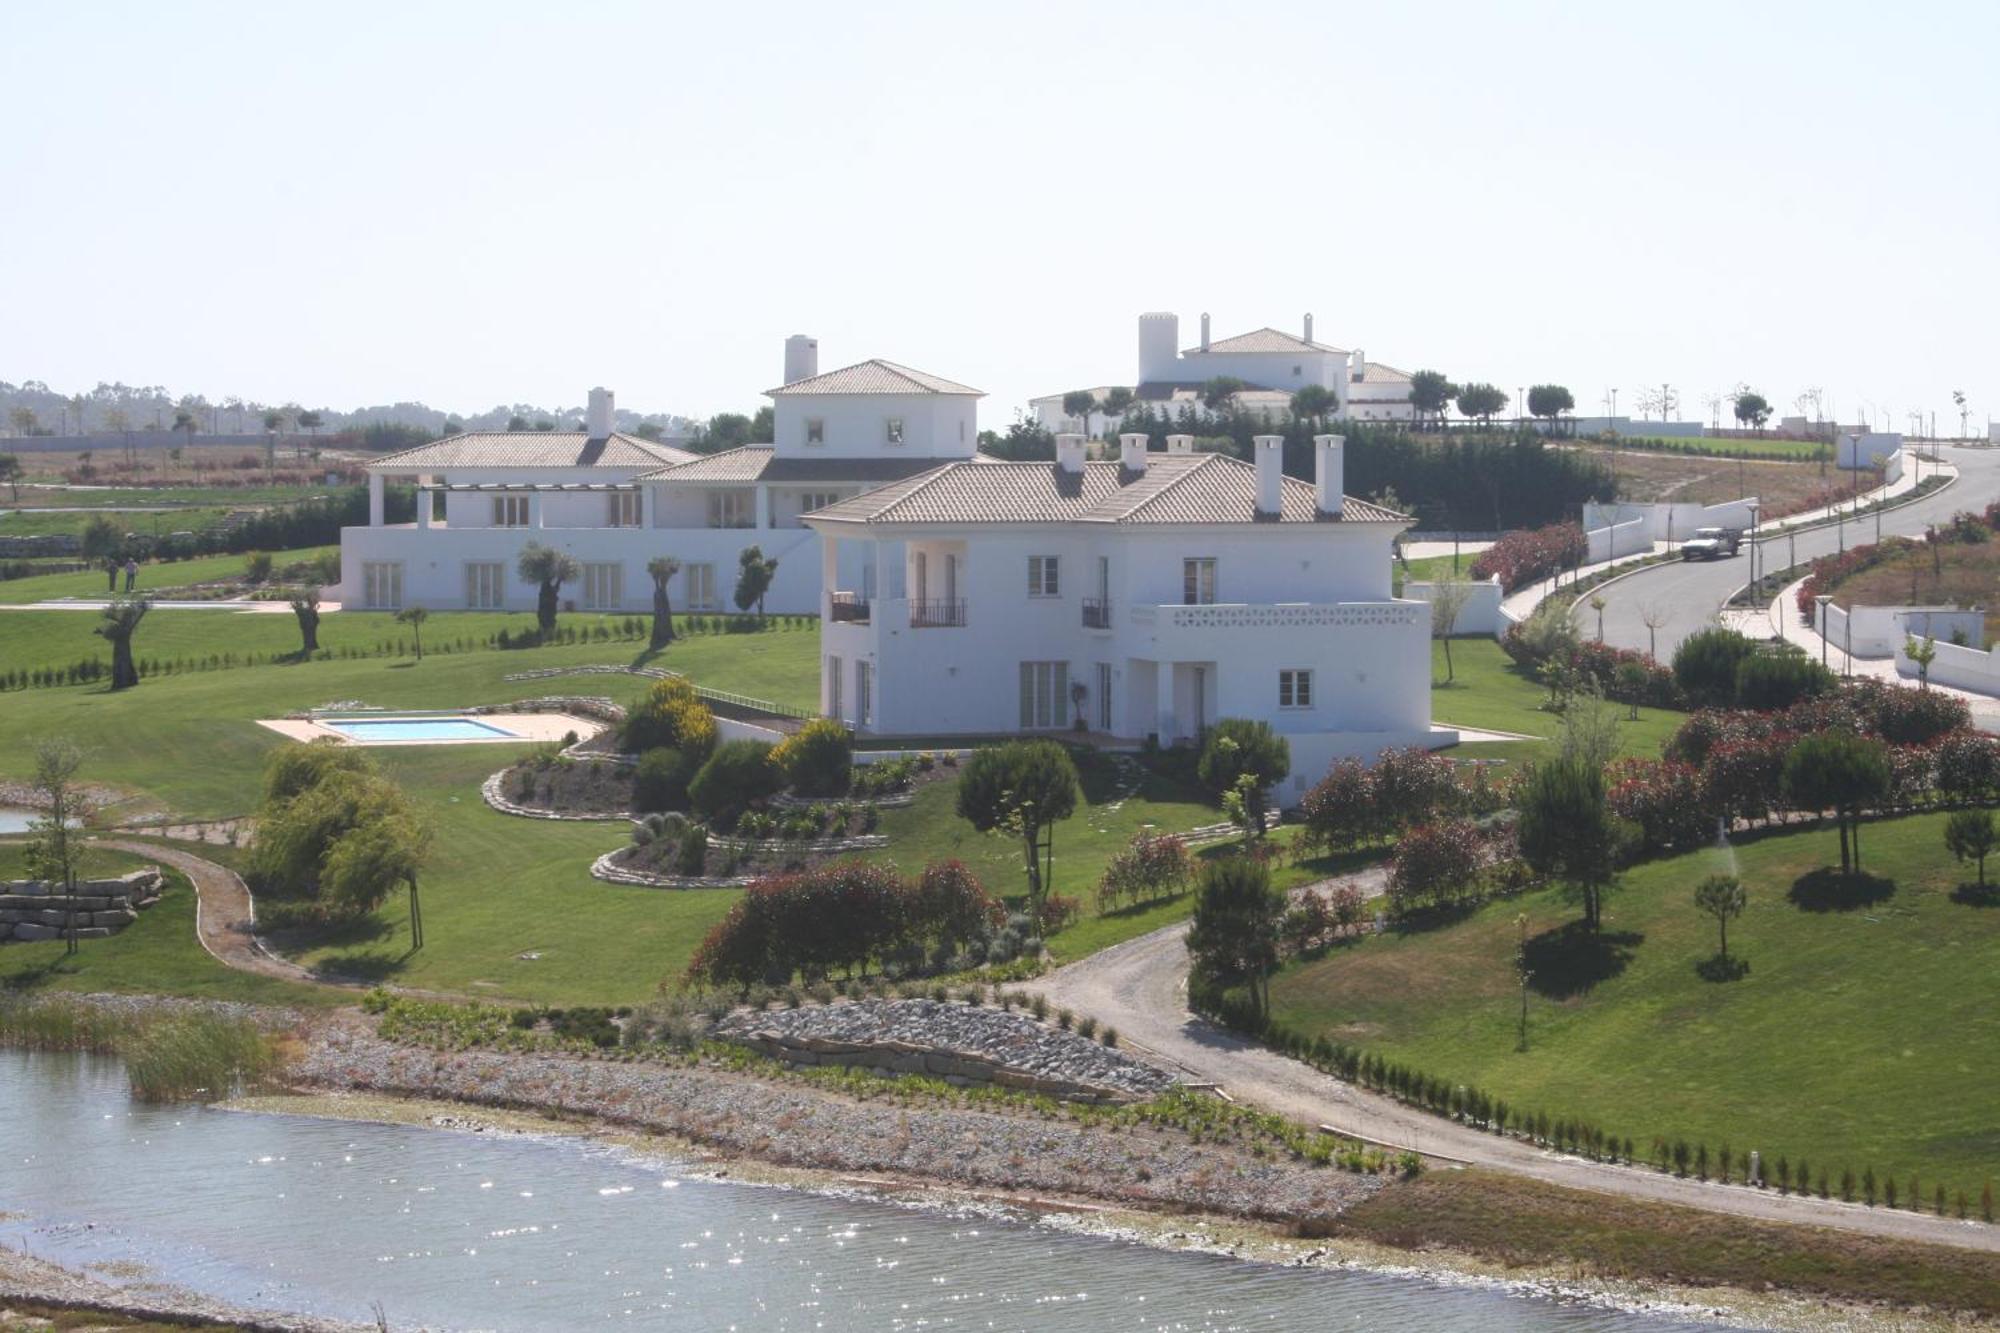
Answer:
1695, 953, 1751, 983
1788, 867, 1895, 913
1523, 921, 1643, 999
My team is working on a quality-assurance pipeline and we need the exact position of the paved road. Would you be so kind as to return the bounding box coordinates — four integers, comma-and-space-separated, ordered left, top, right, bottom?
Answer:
1037, 903, 2000, 1252
1588, 447, 2000, 660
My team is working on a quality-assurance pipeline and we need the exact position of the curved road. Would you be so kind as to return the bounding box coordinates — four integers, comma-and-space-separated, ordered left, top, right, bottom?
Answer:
1038, 906, 2000, 1253
1589, 447, 2000, 660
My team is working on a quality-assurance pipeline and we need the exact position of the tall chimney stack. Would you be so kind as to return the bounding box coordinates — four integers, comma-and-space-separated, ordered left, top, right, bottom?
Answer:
1303, 312, 1314, 345
1253, 434, 1284, 517
1314, 435, 1345, 517
1199, 312, 1211, 352
586, 387, 615, 438
1165, 434, 1194, 454
783, 334, 819, 385
1119, 432, 1150, 474
1056, 433, 1087, 474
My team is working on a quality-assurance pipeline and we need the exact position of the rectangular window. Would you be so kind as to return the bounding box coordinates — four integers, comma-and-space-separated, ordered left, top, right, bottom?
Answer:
607, 491, 641, 527
707, 490, 752, 528
493, 494, 530, 527
464, 561, 504, 610
885, 417, 904, 444
1279, 668, 1313, 709
1028, 555, 1060, 598
1097, 662, 1112, 732
582, 562, 623, 610
362, 562, 402, 610
856, 660, 873, 727
684, 562, 717, 610
826, 655, 843, 721
795, 491, 840, 524
1018, 661, 1069, 729
805, 417, 825, 445
1182, 557, 1216, 605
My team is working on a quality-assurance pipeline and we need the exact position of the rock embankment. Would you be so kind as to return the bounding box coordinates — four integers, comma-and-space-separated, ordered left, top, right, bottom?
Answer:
294, 1025, 1382, 1227
716, 998, 1174, 1102
1, 867, 163, 942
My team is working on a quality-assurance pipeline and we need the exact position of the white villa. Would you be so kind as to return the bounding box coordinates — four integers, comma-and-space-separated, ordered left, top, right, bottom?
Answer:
1028, 312, 1419, 436
805, 432, 1442, 787
334, 339, 989, 616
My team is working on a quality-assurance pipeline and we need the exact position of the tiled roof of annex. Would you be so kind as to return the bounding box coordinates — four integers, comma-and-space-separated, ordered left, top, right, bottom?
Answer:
766, 359, 983, 397
802, 452, 1408, 527
365, 432, 693, 471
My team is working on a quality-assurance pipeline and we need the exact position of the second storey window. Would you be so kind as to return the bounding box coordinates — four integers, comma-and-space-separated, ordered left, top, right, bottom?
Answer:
607, 491, 642, 527
1183, 557, 1216, 605
805, 417, 825, 445
707, 490, 752, 529
1028, 555, 1060, 597
799, 491, 840, 515
1279, 669, 1313, 709
493, 494, 530, 527
885, 417, 904, 445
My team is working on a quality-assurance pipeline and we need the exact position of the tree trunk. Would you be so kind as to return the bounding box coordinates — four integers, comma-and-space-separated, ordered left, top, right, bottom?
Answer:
650, 583, 675, 649
296, 607, 319, 653
1443, 636, 1455, 682
1022, 830, 1043, 917
110, 637, 138, 690
1718, 917, 1728, 960
537, 581, 558, 636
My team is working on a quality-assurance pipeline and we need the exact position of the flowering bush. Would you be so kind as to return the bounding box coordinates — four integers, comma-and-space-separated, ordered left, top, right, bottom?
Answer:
1297, 758, 1376, 854
1037, 893, 1083, 935
1095, 831, 1194, 913
1606, 759, 1708, 854
1795, 538, 1920, 625
769, 717, 853, 797
1934, 729, 2000, 803
1471, 522, 1588, 594
1502, 620, 1682, 707
1698, 738, 1789, 827
1386, 818, 1484, 915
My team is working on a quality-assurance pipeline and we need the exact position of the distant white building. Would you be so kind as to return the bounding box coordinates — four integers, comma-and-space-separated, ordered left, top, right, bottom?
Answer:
334, 340, 992, 616
805, 432, 1444, 786
1028, 312, 1418, 435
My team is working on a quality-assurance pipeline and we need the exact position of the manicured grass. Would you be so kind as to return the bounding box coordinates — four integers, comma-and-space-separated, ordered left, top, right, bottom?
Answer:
0, 547, 338, 604
1396, 551, 1483, 587
1333, 1168, 2000, 1318
1608, 434, 1833, 461
1429, 637, 1681, 759
0, 505, 246, 540
1269, 811, 2000, 1188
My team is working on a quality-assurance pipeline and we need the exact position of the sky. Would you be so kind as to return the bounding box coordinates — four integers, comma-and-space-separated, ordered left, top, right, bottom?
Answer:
3, 0, 1996, 434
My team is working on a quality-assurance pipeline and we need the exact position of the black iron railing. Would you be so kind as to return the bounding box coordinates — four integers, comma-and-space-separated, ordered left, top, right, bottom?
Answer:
909, 598, 967, 628
1081, 597, 1112, 628
829, 592, 870, 623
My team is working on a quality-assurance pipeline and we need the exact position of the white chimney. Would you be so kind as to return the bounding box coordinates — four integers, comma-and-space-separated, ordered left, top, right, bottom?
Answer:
1165, 433, 1194, 454
1303, 312, 1314, 345
1056, 433, 1087, 474
1314, 434, 1345, 516
1253, 434, 1284, 517
1350, 348, 1366, 382
783, 334, 819, 385
586, 387, 615, 438
1119, 432, 1150, 473
1199, 312, 1211, 352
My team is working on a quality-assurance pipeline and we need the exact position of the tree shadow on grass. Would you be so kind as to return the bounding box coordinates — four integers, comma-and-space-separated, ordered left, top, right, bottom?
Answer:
311, 949, 415, 983
1695, 953, 1751, 983
1523, 921, 1643, 999
0, 956, 77, 992
1950, 881, 2000, 907
1788, 868, 1896, 913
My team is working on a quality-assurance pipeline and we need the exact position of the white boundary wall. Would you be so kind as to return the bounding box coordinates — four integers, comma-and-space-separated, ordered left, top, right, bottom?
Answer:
1896, 636, 2000, 695
1585, 517, 1650, 563
1403, 577, 1506, 637
1838, 433, 1903, 470
1821, 603, 1983, 659
1582, 498, 1760, 544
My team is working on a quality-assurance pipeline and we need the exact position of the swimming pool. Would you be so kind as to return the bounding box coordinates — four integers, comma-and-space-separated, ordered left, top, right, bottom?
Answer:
320, 717, 522, 742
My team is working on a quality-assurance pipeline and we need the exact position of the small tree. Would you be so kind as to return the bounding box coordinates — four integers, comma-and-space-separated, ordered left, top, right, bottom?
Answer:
1061, 389, 1100, 432
1781, 731, 1890, 873
1639, 602, 1670, 662
1456, 382, 1509, 425
1429, 575, 1473, 682
288, 585, 322, 654
646, 555, 681, 650
734, 544, 778, 618
1195, 719, 1290, 839
1102, 386, 1135, 417
1199, 376, 1247, 412
1289, 384, 1338, 427
396, 605, 430, 660
95, 597, 151, 690
0, 452, 20, 502
1904, 634, 1938, 689
955, 740, 1080, 915
516, 542, 580, 636
1733, 390, 1773, 433
1517, 758, 1619, 930
1944, 808, 1997, 886
80, 514, 122, 564
25, 738, 88, 954
1526, 384, 1575, 432
1693, 873, 1745, 960
1185, 856, 1285, 1025
1408, 370, 1456, 427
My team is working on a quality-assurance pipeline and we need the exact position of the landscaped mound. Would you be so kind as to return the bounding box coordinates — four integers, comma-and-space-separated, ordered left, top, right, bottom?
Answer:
499, 753, 635, 816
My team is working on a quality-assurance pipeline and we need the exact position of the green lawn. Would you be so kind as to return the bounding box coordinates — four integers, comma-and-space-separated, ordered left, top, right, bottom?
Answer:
1396, 551, 1484, 587
1608, 435, 1833, 461
1269, 811, 2000, 1189
1430, 638, 1681, 760
0, 505, 245, 541
0, 547, 339, 604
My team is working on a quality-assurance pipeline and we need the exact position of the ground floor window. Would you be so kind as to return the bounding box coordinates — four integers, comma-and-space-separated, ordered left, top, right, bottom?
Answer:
464, 561, 504, 609
1019, 660, 1069, 729
826, 655, 843, 720
1279, 668, 1313, 709
362, 561, 402, 610
684, 562, 717, 610
856, 660, 872, 727
581, 562, 623, 610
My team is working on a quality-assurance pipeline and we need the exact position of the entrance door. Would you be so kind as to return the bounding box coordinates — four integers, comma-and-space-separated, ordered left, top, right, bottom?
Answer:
1097, 662, 1112, 732
914, 552, 929, 605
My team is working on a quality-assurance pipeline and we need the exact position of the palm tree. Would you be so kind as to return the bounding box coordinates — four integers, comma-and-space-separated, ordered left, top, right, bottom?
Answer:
95, 597, 152, 690
397, 605, 430, 660
517, 543, 580, 637
646, 556, 681, 649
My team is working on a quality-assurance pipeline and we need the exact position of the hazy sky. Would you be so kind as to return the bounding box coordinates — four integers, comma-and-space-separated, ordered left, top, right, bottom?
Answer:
4, 1, 1995, 433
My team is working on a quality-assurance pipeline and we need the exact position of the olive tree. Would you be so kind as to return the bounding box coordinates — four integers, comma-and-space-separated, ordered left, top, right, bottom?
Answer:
288, 585, 322, 654
517, 542, 580, 636
646, 555, 681, 649
94, 597, 151, 690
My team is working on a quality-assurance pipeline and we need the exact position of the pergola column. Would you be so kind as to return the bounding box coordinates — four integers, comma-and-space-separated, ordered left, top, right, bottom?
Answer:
530, 490, 545, 529
417, 484, 432, 529
367, 472, 385, 526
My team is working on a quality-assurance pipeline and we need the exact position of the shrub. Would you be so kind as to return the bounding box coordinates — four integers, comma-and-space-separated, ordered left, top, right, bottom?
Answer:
1037, 893, 1082, 935
688, 739, 782, 827
675, 824, 709, 876
621, 677, 718, 757
1096, 831, 1194, 912
1733, 651, 1833, 711
1606, 758, 1709, 854
633, 746, 702, 812
1386, 818, 1484, 916
1299, 758, 1377, 853
771, 717, 853, 797
1673, 627, 1757, 708
1470, 521, 1588, 594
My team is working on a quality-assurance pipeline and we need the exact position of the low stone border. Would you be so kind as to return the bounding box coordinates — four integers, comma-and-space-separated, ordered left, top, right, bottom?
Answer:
589, 848, 755, 889
480, 769, 640, 823
707, 831, 890, 853
771, 788, 916, 810
728, 1028, 1133, 1103
2, 867, 163, 941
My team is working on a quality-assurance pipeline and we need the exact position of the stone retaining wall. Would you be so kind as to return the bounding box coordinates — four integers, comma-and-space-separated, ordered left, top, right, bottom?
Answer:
0, 867, 164, 941
729, 1028, 1133, 1103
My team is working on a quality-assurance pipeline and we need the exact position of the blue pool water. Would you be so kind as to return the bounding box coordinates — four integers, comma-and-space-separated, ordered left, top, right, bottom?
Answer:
321, 717, 521, 742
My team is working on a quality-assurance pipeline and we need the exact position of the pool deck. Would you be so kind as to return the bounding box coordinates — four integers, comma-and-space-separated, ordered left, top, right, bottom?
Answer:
257, 712, 601, 747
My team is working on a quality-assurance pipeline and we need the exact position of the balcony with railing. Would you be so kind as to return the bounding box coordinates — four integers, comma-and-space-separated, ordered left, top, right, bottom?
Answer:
908, 598, 967, 628
828, 591, 871, 624
1081, 597, 1112, 629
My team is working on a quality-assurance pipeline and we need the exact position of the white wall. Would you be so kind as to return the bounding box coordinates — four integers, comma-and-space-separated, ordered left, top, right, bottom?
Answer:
1404, 577, 1506, 637
1585, 516, 1650, 563
1838, 432, 1904, 470
772, 392, 977, 459
1582, 498, 1760, 544
1821, 602, 1984, 659
1173, 348, 1346, 398
1897, 636, 2000, 695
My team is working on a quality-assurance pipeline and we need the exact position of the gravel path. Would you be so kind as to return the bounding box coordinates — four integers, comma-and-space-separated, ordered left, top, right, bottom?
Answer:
90, 838, 325, 988
1037, 873, 2000, 1254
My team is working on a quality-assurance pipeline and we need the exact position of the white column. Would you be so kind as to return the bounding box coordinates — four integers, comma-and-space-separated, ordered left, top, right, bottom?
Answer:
754, 485, 771, 530
417, 484, 432, 529
368, 472, 385, 526
530, 491, 545, 529
641, 485, 655, 529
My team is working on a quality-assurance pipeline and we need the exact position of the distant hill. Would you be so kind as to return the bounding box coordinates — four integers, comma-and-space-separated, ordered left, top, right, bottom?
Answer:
0, 378, 700, 441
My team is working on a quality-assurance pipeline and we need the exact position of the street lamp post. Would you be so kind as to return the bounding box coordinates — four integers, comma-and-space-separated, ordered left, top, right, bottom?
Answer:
1745, 503, 1761, 612
1816, 594, 1833, 671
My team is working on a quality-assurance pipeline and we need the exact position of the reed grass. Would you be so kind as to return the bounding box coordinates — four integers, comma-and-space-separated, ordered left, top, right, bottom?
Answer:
0, 996, 283, 1102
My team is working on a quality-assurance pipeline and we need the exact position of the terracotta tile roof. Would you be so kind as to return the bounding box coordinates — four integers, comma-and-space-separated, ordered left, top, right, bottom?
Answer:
1350, 361, 1414, 387
366, 432, 692, 471
638, 446, 774, 482
766, 359, 983, 397
1187, 327, 1348, 356
634, 447, 996, 485
804, 454, 1408, 527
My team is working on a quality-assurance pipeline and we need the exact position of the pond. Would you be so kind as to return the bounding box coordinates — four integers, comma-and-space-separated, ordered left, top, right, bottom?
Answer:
0, 1049, 1739, 1332
0, 807, 41, 835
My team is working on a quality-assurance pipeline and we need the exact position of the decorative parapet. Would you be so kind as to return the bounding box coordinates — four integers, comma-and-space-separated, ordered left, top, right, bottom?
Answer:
1130, 602, 1422, 631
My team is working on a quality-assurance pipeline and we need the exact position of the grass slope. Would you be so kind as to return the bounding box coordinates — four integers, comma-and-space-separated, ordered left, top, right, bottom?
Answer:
1429, 637, 1681, 760
1269, 811, 2000, 1188
0, 547, 337, 604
